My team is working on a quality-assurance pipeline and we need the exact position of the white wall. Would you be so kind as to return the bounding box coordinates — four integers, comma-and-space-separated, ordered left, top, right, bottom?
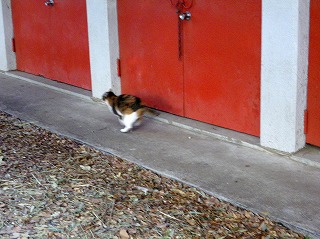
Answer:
107, 0, 121, 95
0, 0, 16, 71
86, 0, 120, 99
261, 0, 310, 153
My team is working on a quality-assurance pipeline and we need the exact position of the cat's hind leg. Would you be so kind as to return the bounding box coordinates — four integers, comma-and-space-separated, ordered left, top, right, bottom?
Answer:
134, 117, 143, 127
120, 112, 138, 133
118, 117, 125, 126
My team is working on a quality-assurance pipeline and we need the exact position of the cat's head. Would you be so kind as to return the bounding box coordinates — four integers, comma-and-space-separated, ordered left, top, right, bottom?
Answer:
102, 90, 116, 101
102, 90, 117, 107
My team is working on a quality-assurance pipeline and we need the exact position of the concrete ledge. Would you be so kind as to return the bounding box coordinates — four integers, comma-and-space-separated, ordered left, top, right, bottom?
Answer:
3, 71, 92, 100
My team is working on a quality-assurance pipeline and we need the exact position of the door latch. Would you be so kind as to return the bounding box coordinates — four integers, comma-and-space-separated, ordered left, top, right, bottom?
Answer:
45, 0, 54, 6
179, 11, 191, 21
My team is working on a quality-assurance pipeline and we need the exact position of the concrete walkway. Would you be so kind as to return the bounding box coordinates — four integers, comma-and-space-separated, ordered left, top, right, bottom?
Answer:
1, 72, 320, 238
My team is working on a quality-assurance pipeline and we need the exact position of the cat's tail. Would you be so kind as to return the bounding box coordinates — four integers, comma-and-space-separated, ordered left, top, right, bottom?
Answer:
139, 107, 160, 117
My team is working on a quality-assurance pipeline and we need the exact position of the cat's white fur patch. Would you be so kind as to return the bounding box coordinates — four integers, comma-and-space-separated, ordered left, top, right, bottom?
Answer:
120, 112, 139, 133
104, 99, 140, 133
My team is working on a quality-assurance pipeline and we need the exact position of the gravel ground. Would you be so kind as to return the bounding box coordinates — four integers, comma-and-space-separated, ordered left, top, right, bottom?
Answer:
0, 112, 307, 239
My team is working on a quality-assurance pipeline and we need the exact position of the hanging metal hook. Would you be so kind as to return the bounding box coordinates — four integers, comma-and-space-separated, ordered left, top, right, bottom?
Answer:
181, 0, 193, 10
170, 0, 193, 60
170, 0, 193, 12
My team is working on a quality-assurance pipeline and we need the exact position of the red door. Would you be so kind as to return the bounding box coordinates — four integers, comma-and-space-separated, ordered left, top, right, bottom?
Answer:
117, 0, 184, 115
184, 0, 261, 136
11, 0, 91, 90
307, 0, 320, 146
118, 0, 261, 136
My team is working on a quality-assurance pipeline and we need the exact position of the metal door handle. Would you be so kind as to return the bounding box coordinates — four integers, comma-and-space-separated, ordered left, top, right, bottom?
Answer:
179, 11, 191, 21
45, 0, 54, 6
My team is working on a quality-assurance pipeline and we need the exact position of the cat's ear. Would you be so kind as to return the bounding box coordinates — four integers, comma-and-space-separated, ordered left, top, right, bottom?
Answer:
102, 89, 113, 100
102, 91, 108, 101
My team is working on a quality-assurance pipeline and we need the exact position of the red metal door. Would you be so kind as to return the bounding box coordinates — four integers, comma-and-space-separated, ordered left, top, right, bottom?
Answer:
11, 0, 91, 90
118, 0, 261, 136
117, 0, 184, 115
307, 0, 320, 146
184, 0, 261, 136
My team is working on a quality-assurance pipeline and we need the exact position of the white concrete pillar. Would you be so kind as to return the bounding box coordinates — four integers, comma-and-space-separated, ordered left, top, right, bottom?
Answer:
0, 0, 16, 71
261, 0, 310, 153
86, 0, 120, 98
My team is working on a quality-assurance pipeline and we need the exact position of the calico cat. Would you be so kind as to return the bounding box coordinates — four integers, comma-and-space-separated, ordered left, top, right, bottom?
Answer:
102, 90, 159, 133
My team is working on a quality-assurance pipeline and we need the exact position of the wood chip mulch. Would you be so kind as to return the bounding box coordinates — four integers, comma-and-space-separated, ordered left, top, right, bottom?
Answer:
0, 112, 307, 239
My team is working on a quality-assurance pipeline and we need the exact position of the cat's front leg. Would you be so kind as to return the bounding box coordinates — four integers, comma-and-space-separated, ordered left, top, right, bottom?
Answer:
120, 126, 132, 133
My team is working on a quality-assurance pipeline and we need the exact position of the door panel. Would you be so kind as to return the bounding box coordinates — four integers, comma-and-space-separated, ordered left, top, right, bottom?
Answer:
118, 0, 261, 136
307, 0, 320, 146
12, 0, 91, 90
118, 0, 184, 115
184, 0, 261, 136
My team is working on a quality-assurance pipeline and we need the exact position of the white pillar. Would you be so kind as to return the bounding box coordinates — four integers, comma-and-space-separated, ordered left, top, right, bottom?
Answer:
86, 0, 120, 98
0, 0, 16, 71
261, 0, 310, 153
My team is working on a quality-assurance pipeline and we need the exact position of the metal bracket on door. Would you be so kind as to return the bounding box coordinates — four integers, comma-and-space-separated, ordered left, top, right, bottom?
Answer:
45, 0, 54, 6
